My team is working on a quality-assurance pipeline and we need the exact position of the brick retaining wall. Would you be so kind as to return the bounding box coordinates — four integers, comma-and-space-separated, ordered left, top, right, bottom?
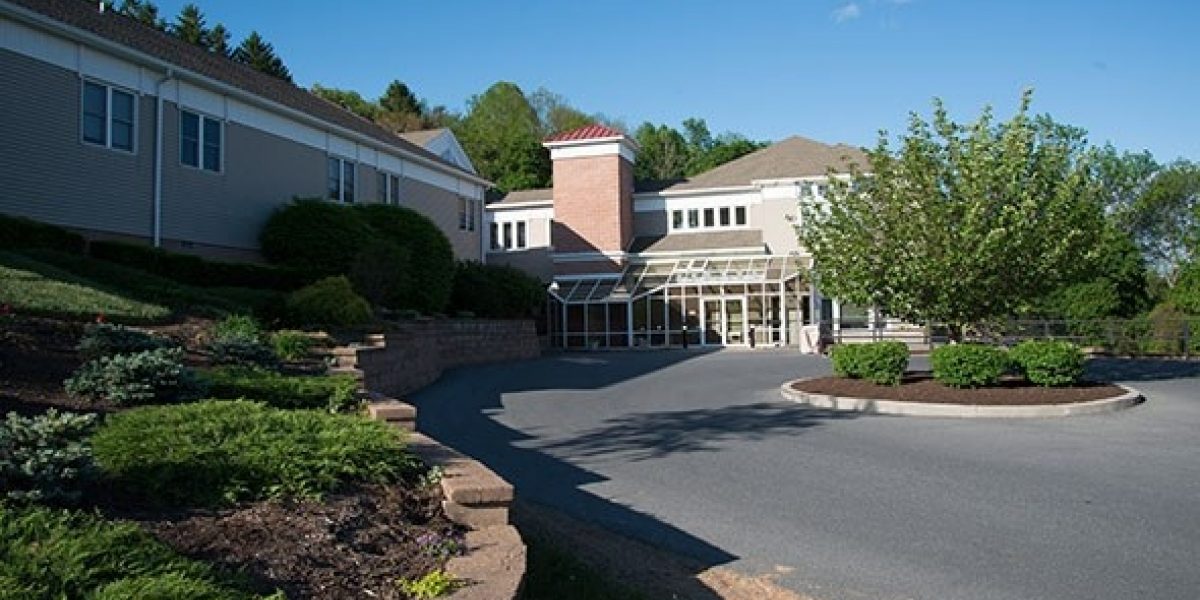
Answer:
335, 319, 540, 398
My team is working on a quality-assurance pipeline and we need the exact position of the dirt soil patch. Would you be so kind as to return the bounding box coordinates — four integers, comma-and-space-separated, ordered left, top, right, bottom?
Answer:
0, 316, 91, 415
103, 484, 463, 599
793, 372, 1126, 405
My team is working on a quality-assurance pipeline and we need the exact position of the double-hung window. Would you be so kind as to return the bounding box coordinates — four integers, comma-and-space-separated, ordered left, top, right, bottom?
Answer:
82, 81, 135, 152
180, 109, 222, 172
503, 222, 513, 249
458, 197, 468, 230
516, 222, 527, 248
490, 222, 500, 250
377, 173, 402, 204
328, 157, 356, 203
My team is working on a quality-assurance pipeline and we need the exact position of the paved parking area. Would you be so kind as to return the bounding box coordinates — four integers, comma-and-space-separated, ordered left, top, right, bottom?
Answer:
411, 350, 1200, 600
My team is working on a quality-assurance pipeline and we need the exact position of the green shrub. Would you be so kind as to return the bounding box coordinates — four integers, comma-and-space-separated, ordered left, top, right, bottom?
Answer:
0, 410, 96, 503
77, 323, 175, 361
212, 314, 261, 342
1009, 340, 1085, 387
0, 213, 86, 254
1172, 262, 1200, 315
931, 343, 1011, 388
449, 261, 545, 319
89, 239, 307, 291
269, 330, 314, 361
259, 199, 377, 276
355, 204, 455, 314
64, 347, 205, 406
91, 400, 417, 507
397, 570, 460, 599
830, 343, 863, 378
349, 238, 413, 308
829, 342, 909, 385
0, 505, 268, 599
286, 276, 373, 327
208, 339, 279, 370
202, 367, 360, 413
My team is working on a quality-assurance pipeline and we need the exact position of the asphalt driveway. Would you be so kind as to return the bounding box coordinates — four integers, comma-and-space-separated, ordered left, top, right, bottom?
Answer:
410, 350, 1200, 600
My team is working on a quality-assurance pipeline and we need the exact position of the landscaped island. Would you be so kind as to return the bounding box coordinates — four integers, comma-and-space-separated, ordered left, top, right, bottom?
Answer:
786, 340, 1142, 416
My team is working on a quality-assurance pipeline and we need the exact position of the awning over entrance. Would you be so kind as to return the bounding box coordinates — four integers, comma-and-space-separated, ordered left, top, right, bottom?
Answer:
549, 255, 807, 304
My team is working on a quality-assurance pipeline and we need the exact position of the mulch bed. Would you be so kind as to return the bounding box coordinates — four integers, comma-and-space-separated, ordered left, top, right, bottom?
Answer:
794, 372, 1127, 405
103, 484, 463, 599
0, 316, 92, 415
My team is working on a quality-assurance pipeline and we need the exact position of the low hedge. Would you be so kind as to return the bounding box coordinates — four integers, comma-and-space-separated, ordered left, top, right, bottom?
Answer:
91, 400, 418, 507
0, 505, 270, 599
0, 213, 86, 254
829, 341, 909, 386
89, 240, 307, 291
931, 343, 1011, 388
1009, 340, 1085, 387
448, 261, 545, 319
202, 367, 360, 413
286, 276, 373, 327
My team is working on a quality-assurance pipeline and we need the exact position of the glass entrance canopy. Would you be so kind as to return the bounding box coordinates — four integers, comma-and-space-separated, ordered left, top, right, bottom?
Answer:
549, 256, 805, 305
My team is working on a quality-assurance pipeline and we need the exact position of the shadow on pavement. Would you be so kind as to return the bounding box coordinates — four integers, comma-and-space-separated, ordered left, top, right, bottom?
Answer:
1088, 357, 1200, 382
409, 349, 844, 598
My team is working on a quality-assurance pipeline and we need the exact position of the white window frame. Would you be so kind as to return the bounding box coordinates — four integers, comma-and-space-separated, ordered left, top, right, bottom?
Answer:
516, 221, 527, 249
81, 79, 137, 154
327, 156, 356, 204
179, 108, 223, 173
377, 172, 402, 205
667, 204, 751, 232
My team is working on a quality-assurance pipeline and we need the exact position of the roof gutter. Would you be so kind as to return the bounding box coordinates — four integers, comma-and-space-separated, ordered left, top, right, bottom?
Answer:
0, 2, 492, 189
152, 69, 174, 247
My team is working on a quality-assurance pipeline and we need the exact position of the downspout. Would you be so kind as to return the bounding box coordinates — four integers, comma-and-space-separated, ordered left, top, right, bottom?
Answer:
152, 69, 174, 247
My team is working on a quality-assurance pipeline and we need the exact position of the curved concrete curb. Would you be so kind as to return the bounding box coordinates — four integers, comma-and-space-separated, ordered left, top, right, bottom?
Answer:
780, 378, 1144, 418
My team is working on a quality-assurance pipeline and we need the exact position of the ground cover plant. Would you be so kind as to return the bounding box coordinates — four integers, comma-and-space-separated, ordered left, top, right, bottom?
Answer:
202, 367, 360, 413
269, 330, 313, 361
64, 347, 205, 406
207, 315, 279, 370
77, 323, 175, 362
0, 504, 272, 599
91, 400, 418, 507
0, 410, 96, 504
930, 343, 1011, 388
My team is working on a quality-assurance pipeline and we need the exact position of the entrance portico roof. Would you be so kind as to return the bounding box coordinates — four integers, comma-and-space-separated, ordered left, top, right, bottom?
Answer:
550, 255, 807, 304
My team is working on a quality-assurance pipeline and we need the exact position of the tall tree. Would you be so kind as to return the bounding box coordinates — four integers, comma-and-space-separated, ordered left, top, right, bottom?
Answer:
118, 0, 166, 31
454, 82, 548, 191
379, 80, 424, 118
799, 90, 1106, 335
1125, 160, 1200, 285
311, 84, 379, 121
171, 4, 208, 47
233, 31, 292, 82
529, 87, 595, 136
633, 123, 690, 182
206, 23, 231, 56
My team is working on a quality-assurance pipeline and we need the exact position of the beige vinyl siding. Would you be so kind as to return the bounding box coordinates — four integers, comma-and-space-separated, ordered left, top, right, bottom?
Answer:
160, 101, 325, 250
402, 177, 480, 261
751, 196, 803, 255
0, 48, 155, 238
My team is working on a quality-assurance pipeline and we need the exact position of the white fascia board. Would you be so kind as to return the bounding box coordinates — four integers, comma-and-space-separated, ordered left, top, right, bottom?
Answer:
633, 184, 757, 200
488, 207, 553, 223
546, 138, 637, 163
552, 251, 627, 262
0, 4, 492, 191
487, 200, 553, 211
631, 246, 766, 259
635, 189, 763, 212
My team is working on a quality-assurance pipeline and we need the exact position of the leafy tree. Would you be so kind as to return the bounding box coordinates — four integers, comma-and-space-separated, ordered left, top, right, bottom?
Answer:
633, 123, 690, 182
454, 82, 549, 191
118, 0, 166, 31
529, 87, 595, 136
206, 23, 231, 56
233, 31, 292, 82
379, 80, 424, 117
171, 4, 207, 46
1092, 144, 1159, 218
1125, 160, 1200, 284
688, 133, 763, 175
1033, 224, 1149, 319
311, 84, 380, 121
800, 90, 1106, 335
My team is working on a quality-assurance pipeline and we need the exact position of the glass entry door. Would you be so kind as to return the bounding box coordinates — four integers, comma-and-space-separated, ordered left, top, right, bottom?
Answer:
701, 297, 747, 346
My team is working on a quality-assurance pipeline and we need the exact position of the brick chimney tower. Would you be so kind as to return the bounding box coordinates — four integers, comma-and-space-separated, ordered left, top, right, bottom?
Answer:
543, 125, 638, 275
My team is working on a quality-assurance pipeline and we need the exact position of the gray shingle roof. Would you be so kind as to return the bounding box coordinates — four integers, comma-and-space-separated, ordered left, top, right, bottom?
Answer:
398, 128, 448, 147
9, 0, 482, 183
628, 230, 765, 254
637, 136, 868, 193
491, 188, 553, 206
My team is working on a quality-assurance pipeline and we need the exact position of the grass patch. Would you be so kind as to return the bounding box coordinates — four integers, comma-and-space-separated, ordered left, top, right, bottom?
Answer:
519, 535, 648, 600
0, 250, 284, 323
0, 251, 171, 322
0, 504, 273, 599
91, 400, 418, 507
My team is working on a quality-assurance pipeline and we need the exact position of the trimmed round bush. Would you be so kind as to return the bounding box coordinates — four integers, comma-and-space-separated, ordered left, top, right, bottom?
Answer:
355, 204, 454, 314
1009, 340, 1085, 387
259, 198, 376, 276
348, 238, 413, 308
829, 341, 909, 386
285, 276, 373, 327
931, 343, 1010, 388
91, 400, 419, 507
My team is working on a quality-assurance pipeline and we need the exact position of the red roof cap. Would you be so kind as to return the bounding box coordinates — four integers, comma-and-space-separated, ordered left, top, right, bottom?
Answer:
544, 124, 626, 143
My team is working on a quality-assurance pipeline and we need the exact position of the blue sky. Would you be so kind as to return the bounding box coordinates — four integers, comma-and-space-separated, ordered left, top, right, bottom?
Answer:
156, 0, 1198, 161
